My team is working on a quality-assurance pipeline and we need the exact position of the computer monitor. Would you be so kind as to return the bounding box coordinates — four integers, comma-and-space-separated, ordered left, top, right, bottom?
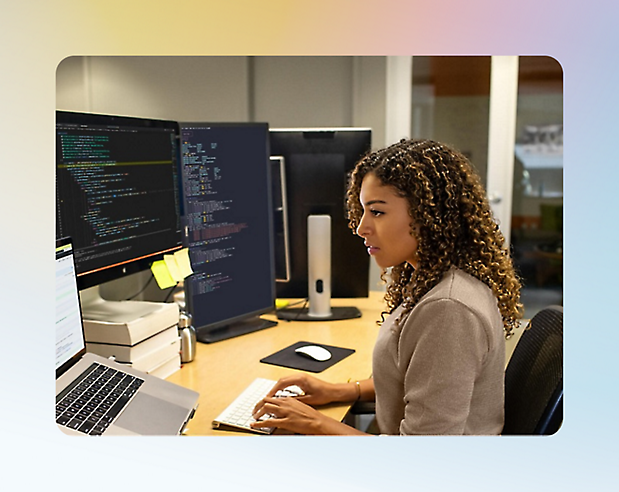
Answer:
56, 111, 183, 316
269, 128, 372, 321
179, 122, 277, 343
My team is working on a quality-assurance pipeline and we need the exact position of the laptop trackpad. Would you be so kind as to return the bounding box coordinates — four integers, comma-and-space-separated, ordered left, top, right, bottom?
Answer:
114, 393, 189, 435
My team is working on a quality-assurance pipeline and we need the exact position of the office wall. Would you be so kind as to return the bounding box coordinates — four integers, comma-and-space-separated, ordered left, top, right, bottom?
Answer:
253, 56, 355, 127
56, 56, 390, 146
56, 56, 363, 127
56, 56, 251, 121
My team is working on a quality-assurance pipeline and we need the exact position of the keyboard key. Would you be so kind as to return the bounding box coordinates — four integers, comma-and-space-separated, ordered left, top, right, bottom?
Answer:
78, 420, 97, 434
104, 395, 130, 421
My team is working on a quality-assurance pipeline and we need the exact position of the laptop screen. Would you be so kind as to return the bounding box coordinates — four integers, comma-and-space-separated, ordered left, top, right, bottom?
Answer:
56, 238, 86, 376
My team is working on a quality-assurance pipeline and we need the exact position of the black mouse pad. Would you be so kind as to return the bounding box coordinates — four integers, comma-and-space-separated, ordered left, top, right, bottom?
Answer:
260, 341, 355, 373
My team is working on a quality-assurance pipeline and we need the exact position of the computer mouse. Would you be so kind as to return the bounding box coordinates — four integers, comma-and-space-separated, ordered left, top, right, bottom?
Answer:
294, 345, 332, 362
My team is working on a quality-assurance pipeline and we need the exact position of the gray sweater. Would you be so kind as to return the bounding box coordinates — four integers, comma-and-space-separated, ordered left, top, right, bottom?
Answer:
372, 268, 505, 435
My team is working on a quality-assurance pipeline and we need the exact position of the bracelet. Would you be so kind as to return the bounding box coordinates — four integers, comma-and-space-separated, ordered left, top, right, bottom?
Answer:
354, 381, 361, 401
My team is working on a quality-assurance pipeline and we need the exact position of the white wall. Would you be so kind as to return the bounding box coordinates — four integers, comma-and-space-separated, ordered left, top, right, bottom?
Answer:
352, 56, 387, 149
56, 56, 364, 127
56, 55, 395, 146
56, 56, 251, 121
253, 56, 355, 127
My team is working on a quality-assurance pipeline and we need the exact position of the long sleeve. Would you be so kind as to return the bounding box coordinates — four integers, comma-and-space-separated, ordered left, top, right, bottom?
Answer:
372, 268, 505, 435
398, 298, 489, 434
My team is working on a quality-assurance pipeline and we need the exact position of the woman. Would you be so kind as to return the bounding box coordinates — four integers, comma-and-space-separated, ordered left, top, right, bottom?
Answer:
252, 139, 522, 435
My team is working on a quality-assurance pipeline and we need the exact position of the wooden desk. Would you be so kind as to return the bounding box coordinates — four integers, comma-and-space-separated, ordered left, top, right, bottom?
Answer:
166, 292, 385, 435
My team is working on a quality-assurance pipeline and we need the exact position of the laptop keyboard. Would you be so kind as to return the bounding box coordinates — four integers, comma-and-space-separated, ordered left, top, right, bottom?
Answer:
56, 362, 144, 436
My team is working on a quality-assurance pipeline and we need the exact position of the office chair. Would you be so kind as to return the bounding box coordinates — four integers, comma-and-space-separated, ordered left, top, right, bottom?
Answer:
343, 390, 377, 431
503, 305, 563, 435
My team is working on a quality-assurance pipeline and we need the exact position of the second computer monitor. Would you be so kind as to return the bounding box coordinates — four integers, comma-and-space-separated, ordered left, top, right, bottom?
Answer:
180, 122, 277, 343
270, 128, 372, 301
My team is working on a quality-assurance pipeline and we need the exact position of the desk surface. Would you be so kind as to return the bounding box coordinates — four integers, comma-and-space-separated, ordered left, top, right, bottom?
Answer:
166, 293, 385, 436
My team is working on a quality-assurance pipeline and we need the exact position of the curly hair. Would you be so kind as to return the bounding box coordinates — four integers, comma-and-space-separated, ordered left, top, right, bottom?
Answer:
346, 139, 523, 338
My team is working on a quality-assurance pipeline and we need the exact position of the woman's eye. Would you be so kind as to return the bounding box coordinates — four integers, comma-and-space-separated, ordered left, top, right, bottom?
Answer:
370, 209, 384, 217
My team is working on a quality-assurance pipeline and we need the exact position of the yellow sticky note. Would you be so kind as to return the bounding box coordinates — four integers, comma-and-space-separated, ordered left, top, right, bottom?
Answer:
151, 260, 177, 289
164, 254, 182, 282
174, 248, 194, 279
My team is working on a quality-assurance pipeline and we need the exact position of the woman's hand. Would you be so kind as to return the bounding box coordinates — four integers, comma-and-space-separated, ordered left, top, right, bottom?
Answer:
262, 374, 350, 407
250, 376, 374, 435
251, 396, 328, 434
251, 396, 366, 435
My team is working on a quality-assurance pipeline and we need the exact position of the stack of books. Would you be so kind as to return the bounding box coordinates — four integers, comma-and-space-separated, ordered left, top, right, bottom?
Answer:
82, 301, 181, 379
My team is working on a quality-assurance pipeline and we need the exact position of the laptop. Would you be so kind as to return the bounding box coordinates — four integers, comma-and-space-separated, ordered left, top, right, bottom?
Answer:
55, 237, 199, 436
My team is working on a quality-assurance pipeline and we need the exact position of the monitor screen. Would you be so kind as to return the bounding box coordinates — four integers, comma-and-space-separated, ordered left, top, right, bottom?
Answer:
55, 237, 86, 376
180, 122, 276, 343
269, 128, 372, 300
56, 111, 183, 290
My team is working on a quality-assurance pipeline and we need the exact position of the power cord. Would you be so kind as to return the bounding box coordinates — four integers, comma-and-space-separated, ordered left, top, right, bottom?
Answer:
125, 274, 155, 300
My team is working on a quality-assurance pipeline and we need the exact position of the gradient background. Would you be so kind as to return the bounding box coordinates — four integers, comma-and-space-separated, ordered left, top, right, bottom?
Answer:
0, 0, 615, 490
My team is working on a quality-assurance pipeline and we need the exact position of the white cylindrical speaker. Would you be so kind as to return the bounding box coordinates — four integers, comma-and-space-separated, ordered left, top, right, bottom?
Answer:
307, 214, 332, 318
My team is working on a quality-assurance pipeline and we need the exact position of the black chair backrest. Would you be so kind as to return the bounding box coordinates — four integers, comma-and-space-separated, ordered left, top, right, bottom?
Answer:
503, 305, 563, 435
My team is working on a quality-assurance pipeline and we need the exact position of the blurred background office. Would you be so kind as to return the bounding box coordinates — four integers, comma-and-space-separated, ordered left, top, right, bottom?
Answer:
56, 55, 563, 319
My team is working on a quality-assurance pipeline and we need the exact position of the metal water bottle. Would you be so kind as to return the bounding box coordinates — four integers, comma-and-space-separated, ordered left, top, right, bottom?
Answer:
178, 312, 196, 363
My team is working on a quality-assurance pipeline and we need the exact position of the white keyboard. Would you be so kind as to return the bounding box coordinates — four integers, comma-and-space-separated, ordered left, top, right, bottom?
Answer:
212, 378, 278, 434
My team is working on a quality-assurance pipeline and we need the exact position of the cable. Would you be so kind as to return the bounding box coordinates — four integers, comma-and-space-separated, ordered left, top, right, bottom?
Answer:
125, 274, 155, 300
163, 282, 180, 303
293, 298, 309, 321
275, 298, 309, 321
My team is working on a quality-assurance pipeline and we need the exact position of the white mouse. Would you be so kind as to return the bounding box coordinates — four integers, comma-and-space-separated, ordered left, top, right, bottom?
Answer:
294, 345, 332, 362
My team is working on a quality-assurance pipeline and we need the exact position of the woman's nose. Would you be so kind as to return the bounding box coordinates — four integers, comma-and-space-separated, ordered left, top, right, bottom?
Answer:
356, 214, 369, 238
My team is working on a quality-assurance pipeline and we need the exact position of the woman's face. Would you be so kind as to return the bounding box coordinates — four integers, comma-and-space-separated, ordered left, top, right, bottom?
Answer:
356, 173, 419, 269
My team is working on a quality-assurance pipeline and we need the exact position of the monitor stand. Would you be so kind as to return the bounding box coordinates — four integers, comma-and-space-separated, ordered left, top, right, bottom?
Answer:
196, 316, 278, 344
276, 214, 362, 322
276, 305, 362, 321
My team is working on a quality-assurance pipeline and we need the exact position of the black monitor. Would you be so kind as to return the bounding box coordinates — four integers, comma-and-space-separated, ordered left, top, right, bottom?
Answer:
179, 122, 277, 343
56, 111, 183, 292
269, 128, 371, 321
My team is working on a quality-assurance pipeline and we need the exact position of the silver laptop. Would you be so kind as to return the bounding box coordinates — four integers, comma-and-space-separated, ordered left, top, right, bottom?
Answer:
55, 237, 199, 436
